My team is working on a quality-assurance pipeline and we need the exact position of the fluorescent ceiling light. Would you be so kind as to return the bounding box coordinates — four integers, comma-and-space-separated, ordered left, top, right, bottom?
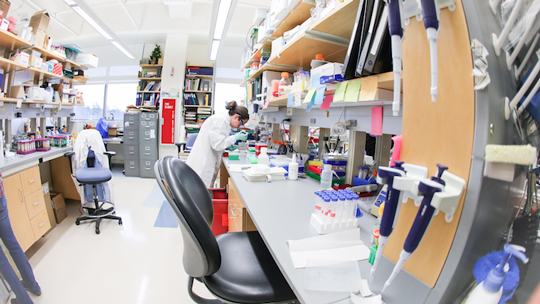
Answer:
210, 40, 220, 61
213, 0, 232, 40
110, 40, 135, 59
72, 6, 113, 40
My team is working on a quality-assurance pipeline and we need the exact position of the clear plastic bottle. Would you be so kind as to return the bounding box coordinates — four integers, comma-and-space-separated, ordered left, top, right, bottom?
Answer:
320, 164, 333, 189
258, 147, 270, 166
288, 153, 299, 180
278, 72, 291, 96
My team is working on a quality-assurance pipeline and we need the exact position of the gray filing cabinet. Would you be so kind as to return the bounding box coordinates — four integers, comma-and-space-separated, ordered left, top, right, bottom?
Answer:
123, 112, 159, 178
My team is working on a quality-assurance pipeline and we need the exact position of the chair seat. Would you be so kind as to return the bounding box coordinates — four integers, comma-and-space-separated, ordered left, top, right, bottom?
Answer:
75, 167, 112, 184
203, 231, 296, 304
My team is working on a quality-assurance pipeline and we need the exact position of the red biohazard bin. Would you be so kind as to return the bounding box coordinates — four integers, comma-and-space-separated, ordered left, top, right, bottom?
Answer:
208, 188, 228, 236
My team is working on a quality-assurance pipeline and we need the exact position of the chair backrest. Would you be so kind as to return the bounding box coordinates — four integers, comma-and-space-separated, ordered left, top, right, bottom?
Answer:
154, 156, 221, 278
186, 133, 198, 150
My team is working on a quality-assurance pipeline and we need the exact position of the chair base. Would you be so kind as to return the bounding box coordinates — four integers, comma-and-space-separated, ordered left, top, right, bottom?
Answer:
75, 213, 122, 234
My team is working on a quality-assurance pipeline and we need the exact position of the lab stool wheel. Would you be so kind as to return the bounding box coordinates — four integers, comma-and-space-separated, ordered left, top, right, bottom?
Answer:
95, 228, 100, 234
75, 219, 80, 225
118, 219, 123, 225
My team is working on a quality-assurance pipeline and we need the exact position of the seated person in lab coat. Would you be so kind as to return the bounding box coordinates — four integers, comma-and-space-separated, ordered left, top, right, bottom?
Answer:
186, 101, 249, 188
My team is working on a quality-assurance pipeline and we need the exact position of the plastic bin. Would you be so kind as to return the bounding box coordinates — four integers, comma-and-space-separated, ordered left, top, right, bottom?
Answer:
208, 188, 229, 237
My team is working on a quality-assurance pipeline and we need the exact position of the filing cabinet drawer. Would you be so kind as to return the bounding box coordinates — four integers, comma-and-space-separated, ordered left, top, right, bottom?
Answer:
30, 210, 50, 240
139, 129, 157, 141
25, 189, 46, 219
20, 166, 41, 197
139, 145, 158, 160
139, 120, 158, 130
140, 113, 158, 120
124, 160, 140, 177
123, 130, 139, 145
124, 113, 139, 129
139, 160, 156, 178
123, 144, 139, 160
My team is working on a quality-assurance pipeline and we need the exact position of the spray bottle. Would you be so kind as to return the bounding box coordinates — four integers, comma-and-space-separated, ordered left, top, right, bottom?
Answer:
464, 244, 528, 304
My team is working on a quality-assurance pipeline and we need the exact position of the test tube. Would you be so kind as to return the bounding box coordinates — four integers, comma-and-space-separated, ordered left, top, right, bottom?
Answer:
336, 195, 346, 226
328, 196, 338, 226
353, 194, 360, 219
322, 195, 331, 223
314, 191, 323, 216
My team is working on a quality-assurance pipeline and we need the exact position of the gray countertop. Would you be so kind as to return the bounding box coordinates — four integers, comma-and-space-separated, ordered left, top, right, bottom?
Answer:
0, 147, 73, 176
222, 156, 431, 304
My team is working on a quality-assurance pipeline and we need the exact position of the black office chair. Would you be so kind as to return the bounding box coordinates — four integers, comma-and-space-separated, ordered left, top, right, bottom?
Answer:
65, 147, 122, 234
154, 156, 296, 304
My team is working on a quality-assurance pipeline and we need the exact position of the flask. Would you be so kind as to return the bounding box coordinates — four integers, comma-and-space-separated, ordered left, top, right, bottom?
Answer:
320, 164, 332, 189
258, 147, 270, 166
278, 72, 290, 96
288, 154, 299, 180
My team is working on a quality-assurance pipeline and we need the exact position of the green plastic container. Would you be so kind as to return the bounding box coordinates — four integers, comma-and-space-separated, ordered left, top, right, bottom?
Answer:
247, 155, 258, 164
228, 152, 239, 160
369, 245, 378, 265
306, 170, 346, 185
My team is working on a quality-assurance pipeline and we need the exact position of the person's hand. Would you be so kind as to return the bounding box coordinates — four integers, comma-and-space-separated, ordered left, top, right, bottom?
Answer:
227, 145, 238, 151
235, 131, 248, 141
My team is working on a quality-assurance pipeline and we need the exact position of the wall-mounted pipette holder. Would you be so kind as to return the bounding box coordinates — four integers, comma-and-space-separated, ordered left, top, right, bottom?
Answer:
310, 214, 358, 235
409, 170, 466, 222
435, 0, 456, 12
393, 163, 428, 206
401, 0, 455, 25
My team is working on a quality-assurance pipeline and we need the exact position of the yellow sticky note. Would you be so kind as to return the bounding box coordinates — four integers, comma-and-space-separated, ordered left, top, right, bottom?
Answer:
334, 82, 348, 102
303, 88, 316, 104
344, 80, 362, 102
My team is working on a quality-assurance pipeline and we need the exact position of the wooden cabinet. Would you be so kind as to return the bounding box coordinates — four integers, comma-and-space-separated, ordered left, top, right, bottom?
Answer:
227, 178, 256, 233
4, 166, 50, 252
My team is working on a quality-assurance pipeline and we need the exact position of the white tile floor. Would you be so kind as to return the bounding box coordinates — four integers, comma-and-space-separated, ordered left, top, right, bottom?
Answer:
17, 167, 216, 304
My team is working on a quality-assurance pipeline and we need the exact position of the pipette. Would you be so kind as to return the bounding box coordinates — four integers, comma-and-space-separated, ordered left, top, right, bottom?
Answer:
421, 0, 439, 102
387, 0, 404, 116
370, 161, 406, 282
381, 164, 447, 294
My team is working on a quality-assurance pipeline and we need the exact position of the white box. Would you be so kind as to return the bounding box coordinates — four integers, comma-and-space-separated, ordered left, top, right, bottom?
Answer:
253, 8, 268, 26
27, 87, 44, 101
271, 36, 285, 57
0, 19, 8, 31
13, 52, 30, 66
271, 0, 289, 20
76, 53, 98, 68
311, 62, 344, 85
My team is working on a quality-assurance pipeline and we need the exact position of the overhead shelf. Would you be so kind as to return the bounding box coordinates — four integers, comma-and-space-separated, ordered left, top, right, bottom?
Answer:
28, 67, 62, 79
139, 77, 161, 80
0, 57, 29, 71
0, 29, 31, 50
138, 91, 161, 93
140, 64, 163, 68
185, 90, 212, 93
241, 40, 273, 71
271, 0, 315, 39
184, 105, 212, 107
186, 74, 213, 79
309, 0, 360, 39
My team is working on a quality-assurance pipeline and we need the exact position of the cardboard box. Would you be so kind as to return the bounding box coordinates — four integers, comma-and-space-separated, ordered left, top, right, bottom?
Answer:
33, 29, 46, 48
8, 85, 25, 98
29, 54, 42, 68
28, 10, 49, 34
311, 62, 344, 85
76, 53, 98, 68
50, 193, 67, 224
42, 183, 56, 230
0, 0, 11, 18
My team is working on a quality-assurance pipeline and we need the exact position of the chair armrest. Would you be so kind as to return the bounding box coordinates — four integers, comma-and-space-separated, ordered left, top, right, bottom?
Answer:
175, 143, 186, 154
64, 152, 75, 175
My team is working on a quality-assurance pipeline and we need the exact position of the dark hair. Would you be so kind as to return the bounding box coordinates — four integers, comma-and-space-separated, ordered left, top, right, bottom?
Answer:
225, 101, 249, 121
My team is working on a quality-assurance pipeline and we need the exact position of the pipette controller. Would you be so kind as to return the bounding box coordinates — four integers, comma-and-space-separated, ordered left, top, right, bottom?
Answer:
381, 164, 447, 294
421, 0, 439, 102
370, 161, 406, 282
387, 0, 404, 116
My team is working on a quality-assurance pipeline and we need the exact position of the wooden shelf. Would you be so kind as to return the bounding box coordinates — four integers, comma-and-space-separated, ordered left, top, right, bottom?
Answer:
140, 64, 163, 68
185, 90, 212, 93
186, 74, 213, 79
184, 105, 211, 107
0, 57, 28, 71
0, 29, 31, 50
138, 105, 157, 108
0, 97, 18, 102
241, 40, 273, 70
28, 67, 62, 79
138, 91, 161, 93
309, 0, 360, 39
271, 1, 315, 39
139, 77, 161, 80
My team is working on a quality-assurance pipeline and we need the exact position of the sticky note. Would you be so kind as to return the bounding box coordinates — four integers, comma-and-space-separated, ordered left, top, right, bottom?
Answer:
314, 86, 327, 104
303, 88, 316, 104
263, 98, 271, 109
294, 91, 302, 106
306, 101, 314, 112
345, 80, 362, 102
320, 94, 333, 110
359, 76, 378, 101
371, 107, 383, 136
288, 93, 293, 107
334, 82, 348, 102
311, 72, 321, 89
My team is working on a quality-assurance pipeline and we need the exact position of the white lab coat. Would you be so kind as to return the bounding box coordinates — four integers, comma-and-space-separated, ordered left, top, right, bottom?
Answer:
186, 111, 236, 188
71, 129, 114, 206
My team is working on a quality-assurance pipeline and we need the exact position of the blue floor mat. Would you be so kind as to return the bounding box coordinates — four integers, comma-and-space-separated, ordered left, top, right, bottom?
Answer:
143, 183, 166, 208
154, 201, 178, 228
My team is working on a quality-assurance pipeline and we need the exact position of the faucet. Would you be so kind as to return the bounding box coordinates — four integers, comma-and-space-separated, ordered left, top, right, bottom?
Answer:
109, 112, 114, 121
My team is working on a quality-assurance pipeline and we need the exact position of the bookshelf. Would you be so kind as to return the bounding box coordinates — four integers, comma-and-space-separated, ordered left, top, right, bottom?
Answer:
137, 64, 162, 107
183, 65, 214, 140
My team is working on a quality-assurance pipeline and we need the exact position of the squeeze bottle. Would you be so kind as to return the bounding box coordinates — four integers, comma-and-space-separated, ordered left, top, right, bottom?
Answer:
320, 164, 333, 189
258, 147, 270, 166
288, 154, 299, 180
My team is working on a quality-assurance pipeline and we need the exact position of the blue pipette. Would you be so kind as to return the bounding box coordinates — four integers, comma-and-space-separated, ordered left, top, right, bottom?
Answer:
387, 0, 404, 116
370, 161, 406, 282
420, 0, 439, 101
381, 164, 447, 294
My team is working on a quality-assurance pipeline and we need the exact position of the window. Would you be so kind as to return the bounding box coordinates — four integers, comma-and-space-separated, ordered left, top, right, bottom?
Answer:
213, 83, 246, 115
106, 83, 138, 120
73, 84, 105, 120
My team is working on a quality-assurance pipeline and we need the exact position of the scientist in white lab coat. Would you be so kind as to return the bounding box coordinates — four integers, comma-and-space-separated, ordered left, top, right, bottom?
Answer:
186, 101, 249, 188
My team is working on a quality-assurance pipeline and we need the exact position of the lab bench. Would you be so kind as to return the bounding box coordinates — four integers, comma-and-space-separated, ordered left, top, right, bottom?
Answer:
222, 157, 431, 304
0, 147, 73, 177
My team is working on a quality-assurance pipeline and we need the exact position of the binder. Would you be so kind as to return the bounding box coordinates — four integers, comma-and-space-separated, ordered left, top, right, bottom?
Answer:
342, 0, 375, 80
364, 7, 391, 74
356, 0, 384, 76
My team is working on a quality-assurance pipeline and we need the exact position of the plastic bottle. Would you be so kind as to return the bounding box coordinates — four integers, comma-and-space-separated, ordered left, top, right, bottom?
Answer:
278, 72, 290, 96
320, 164, 333, 189
371, 202, 385, 246
288, 154, 299, 180
464, 244, 528, 304
258, 147, 270, 166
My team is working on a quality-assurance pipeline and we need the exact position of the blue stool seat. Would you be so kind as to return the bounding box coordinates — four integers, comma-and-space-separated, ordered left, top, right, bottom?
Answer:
75, 167, 112, 184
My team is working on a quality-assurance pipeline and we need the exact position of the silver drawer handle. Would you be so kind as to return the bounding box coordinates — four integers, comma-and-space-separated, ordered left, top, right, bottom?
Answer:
230, 208, 240, 217
144, 138, 150, 140
130, 167, 135, 169
33, 201, 40, 206
129, 137, 134, 139
28, 178, 36, 183
145, 167, 151, 170
145, 153, 150, 155
38, 222, 45, 228
130, 152, 135, 155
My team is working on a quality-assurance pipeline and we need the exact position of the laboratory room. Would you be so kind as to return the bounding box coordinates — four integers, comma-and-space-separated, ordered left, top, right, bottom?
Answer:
0, 0, 538, 304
